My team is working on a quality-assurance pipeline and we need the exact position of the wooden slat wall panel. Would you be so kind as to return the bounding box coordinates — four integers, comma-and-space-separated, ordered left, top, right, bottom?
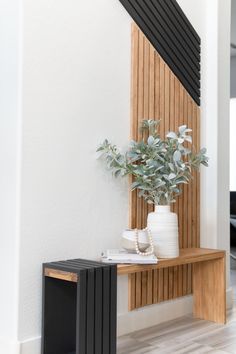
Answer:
129, 24, 200, 310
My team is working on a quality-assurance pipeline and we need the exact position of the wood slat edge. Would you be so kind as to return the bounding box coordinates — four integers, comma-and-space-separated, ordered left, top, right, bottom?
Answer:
44, 268, 78, 283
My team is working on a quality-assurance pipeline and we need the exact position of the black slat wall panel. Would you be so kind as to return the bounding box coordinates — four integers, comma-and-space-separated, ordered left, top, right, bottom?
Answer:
76, 269, 87, 354
119, 0, 201, 105
110, 265, 118, 354
102, 267, 111, 354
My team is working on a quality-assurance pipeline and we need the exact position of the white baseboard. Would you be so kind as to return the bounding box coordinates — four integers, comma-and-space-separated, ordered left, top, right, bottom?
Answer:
17, 287, 234, 354
20, 337, 41, 354
0, 336, 40, 354
0, 338, 20, 354
117, 295, 193, 336
227, 286, 234, 309
117, 287, 234, 337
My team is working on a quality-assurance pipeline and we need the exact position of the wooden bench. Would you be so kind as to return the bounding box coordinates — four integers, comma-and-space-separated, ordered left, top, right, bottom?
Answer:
42, 248, 226, 354
117, 248, 226, 324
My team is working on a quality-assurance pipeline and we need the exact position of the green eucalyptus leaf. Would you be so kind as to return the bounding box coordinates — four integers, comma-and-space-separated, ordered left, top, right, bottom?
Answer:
147, 136, 155, 145
179, 125, 187, 135
169, 173, 176, 180
173, 150, 181, 162
167, 132, 178, 140
178, 138, 184, 144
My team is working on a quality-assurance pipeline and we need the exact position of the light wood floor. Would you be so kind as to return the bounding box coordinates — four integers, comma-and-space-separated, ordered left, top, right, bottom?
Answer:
117, 270, 236, 354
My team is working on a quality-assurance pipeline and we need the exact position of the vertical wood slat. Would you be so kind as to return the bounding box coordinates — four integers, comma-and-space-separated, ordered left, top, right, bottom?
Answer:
141, 271, 147, 306
173, 266, 178, 298
130, 23, 200, 309
158, 269, 164, 302
137, 29, 144, 230
147, 270, 153, 305
153, 269, 158, 303
130, 24, 139, 229
128, 274, 136, 311
177, 266, 183, 297
192, 103, 197, 249
135, 272, 142, 308
196, 107, 201, 248
168, 267, 174, 299
143, 36, 150, 227
182, 88, 189, 298
163, 268, 169, 301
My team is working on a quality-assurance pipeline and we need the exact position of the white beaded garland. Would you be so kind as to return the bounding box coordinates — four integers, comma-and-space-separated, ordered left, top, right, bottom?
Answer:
134, 228, 154, 256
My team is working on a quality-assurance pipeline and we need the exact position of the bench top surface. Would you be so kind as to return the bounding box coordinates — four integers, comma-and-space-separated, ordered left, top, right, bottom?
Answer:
117, 248, 225, 275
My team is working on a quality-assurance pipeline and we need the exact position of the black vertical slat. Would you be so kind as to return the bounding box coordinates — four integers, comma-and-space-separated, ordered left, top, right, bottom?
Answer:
109, 265, 117, 354
41, 267, 46, 354
94, 267, 103, 354
76, 269, 87, 354
86, 268, 95, 354
102, 267, 110, 354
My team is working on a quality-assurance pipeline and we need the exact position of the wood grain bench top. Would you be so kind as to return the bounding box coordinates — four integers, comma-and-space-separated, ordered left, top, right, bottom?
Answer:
117, 248, 225, 275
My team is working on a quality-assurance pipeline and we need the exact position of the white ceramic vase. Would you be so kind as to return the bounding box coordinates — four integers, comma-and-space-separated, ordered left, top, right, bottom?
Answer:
147, 205, 179, 259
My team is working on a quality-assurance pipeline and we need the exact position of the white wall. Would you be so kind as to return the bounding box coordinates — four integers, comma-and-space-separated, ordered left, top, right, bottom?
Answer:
18, 0, 131, 344
231, 0, 236, 96
178, 0, 231, 257
0, 0, 21, 352
217, 0, 231, 257
230, 99, 236, 190
178, 0, 231, 254
0, 0, 232, 352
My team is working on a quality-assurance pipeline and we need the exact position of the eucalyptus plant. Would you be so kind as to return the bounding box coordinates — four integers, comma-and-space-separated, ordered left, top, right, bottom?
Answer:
97, 120, 208, 205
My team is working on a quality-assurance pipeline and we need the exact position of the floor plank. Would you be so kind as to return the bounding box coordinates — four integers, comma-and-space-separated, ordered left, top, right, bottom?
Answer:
117, 270, 236, 354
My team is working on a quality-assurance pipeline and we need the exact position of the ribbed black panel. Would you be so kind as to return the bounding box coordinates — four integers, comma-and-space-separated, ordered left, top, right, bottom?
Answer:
119, 0, 201, 105
42, 259, 117, 354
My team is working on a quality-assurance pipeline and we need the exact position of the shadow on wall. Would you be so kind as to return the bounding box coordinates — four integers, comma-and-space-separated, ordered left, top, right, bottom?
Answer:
231, 57, 236, 98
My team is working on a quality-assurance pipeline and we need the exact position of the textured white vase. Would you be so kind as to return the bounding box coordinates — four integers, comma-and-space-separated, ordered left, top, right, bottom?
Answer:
147, 205, 179, 259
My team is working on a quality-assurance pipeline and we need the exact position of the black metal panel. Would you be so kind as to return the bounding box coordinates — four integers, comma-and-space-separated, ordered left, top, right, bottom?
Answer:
109, 265, 117, 354
94, 268, 103, 354
76, 269, 87, 354
86, 269, 95, 354
102, 267, 111, 354
119, 0, 201, 105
